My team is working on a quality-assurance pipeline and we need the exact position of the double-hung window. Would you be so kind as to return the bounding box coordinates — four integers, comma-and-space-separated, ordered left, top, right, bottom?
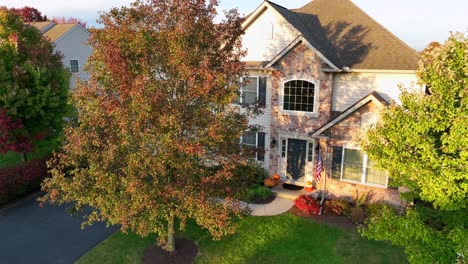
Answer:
332, 146, 388, 187
241, 131, 266, 161
237, 77, 266, 107
70, 60, 79, 73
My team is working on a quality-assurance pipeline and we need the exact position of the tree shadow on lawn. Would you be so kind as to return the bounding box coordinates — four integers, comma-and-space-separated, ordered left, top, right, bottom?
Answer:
184, 213, 407, 264
77, 213, 407, 264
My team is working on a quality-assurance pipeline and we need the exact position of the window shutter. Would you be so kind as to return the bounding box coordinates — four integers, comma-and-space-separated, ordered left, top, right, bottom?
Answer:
258, 77, 267, 108
257, 132, 266, 161
331, 146, 343, 179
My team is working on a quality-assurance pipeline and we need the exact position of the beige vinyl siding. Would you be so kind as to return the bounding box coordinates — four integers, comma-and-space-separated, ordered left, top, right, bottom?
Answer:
53, 25, 92, 89
246, 71, 272, 170
242, 7, 298, 62
332, 72, 418, 111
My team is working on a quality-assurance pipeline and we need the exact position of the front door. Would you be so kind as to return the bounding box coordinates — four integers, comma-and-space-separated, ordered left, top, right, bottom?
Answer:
286, 139, 307, 181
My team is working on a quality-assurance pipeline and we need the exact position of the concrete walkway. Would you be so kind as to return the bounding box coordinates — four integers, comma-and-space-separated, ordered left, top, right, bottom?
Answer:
0, 193, 117, 264
245, 197, 294, 216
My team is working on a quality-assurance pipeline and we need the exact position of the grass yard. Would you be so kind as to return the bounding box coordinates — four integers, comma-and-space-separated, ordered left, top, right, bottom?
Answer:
76, 213, 407, 264
0, 136, 60, 168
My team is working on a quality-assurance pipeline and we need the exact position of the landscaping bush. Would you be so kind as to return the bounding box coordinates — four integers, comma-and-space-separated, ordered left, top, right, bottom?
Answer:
365, 202, 396, 219
295, 195, 320, 215
239, 184, 274, 203
0, 157, 50, 205
326, 199, 350, 216
350, 207, 367, 224
232, 162, 268, 185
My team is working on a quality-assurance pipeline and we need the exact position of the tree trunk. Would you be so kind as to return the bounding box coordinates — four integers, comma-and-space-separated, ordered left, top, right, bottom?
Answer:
20, 152, 27, 162
166, 214, 175, 252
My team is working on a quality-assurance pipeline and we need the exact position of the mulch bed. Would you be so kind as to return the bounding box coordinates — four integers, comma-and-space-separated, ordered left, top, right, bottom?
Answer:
289, 207, 357, 231
250, 193, 276, 204
142, 238, 198, 264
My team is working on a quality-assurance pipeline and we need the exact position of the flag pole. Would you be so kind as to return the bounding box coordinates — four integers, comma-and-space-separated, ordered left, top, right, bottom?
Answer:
318, 144, 326, 215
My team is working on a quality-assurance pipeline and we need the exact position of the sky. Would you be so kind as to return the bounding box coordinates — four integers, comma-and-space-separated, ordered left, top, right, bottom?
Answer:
1, 0, 467, 51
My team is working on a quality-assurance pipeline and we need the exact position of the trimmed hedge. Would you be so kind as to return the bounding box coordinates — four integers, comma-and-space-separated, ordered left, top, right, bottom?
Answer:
0, 157, 50, 205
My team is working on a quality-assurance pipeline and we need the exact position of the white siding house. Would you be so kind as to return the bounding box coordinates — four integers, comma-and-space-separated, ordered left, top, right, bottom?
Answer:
30, 21, 92, 89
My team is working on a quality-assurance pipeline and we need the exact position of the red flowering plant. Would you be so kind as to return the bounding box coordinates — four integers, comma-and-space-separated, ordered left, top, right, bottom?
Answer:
295, 195, 320, 215
0, 157, 49, 205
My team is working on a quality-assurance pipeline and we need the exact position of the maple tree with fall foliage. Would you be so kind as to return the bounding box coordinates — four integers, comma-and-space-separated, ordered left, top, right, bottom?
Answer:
41, 0, 257, 252
52, 17, 87, 28
0, 6, 47, 22
0, 10, 70, 161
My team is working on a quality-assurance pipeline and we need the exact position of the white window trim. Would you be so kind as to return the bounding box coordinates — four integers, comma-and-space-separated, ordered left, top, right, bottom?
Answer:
277, 135, 316, 183
279, 77, 320, 117
340, 147, 388, 188
70, 59, 79, 73
238, 76, 259, 105
241, 131, 263, 162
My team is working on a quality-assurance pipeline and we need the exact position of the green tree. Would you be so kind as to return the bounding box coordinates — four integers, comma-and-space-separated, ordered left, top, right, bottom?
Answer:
360, 33, 467, 263
0, 10, 70, 161
41, 0, 254, 253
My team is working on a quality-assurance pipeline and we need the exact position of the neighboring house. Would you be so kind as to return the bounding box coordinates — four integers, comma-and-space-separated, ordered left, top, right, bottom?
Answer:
29, 21, 92, 88
240, 0, 420, 207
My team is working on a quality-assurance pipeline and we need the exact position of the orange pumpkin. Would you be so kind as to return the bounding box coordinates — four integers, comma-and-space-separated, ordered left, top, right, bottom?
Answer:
273, 174, 280, 180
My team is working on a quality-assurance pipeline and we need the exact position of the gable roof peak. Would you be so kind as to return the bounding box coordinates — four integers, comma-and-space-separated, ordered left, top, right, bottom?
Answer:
288, 0, 420, 70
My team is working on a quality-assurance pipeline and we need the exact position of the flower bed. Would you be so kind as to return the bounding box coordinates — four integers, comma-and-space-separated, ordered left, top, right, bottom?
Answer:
294, 195, 320, 215
0, 157, 50, 205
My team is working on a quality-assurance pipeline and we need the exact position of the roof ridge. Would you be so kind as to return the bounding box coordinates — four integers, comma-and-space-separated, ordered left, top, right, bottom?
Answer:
345, 0, 420, 60
298, 0, 420, 61
265, 0, 289, 10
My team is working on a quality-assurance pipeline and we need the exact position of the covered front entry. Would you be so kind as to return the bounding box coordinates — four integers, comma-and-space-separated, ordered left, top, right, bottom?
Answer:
279, 137, 315, 184
287, 139, 307, 180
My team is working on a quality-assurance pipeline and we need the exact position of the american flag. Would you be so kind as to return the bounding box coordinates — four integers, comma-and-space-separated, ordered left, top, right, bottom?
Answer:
315, 148, 323, 183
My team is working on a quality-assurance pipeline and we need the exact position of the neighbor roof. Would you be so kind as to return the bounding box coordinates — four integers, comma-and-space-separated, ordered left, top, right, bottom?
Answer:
263, 0, 420, 70
28, 21, 54, 32
28, 22, 81, 42
42, 24, 78, 42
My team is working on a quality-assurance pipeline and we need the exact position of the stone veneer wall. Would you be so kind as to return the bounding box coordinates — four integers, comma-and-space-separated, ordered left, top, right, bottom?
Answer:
268, 43, 333, 174
318, 101, 404, 208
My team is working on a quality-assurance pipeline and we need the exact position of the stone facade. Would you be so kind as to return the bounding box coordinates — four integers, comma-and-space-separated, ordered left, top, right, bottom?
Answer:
316, 100, 404, 208
255, 43, 404, 208
268, 43, 333, 175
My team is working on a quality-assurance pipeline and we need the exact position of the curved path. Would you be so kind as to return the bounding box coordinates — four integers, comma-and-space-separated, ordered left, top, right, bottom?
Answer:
246, 197, 294, 216
0, 193, 117, 264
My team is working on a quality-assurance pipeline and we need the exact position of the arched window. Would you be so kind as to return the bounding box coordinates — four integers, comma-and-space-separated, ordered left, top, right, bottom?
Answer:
283, 80, 316, 112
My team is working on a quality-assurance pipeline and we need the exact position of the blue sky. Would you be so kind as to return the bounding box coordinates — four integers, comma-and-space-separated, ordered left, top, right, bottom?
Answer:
2, 0, 467, 50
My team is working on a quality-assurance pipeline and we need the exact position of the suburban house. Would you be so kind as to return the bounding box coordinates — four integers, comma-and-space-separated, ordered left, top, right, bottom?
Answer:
240, 0, 420, 207
29, 21, 92, 88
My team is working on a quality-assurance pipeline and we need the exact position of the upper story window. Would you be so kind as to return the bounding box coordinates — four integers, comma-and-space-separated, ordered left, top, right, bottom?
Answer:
70, 60, 79, 73
282, 79, 318, 115
237, 76, 267, 107
240, 77, 258, 104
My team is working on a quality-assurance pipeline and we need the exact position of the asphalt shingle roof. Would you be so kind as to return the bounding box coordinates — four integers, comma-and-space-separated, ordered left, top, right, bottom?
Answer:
266, 0, 420, 70
42, 24, 77, 42
28, 22, 78, 42
28, 21, 54, 32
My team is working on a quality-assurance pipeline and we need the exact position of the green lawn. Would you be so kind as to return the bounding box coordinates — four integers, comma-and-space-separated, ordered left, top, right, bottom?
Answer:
0, 136, 60, 168
76, 213, 407, 264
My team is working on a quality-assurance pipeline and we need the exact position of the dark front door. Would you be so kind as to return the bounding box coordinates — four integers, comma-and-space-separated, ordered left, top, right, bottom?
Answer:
286, 139, 307, 180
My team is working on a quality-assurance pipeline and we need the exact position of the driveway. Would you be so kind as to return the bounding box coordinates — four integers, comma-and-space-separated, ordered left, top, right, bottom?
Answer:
0, 193, 117, 264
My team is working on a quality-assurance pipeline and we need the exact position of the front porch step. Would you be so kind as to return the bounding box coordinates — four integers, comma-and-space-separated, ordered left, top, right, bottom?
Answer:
271, 185, 320, 201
